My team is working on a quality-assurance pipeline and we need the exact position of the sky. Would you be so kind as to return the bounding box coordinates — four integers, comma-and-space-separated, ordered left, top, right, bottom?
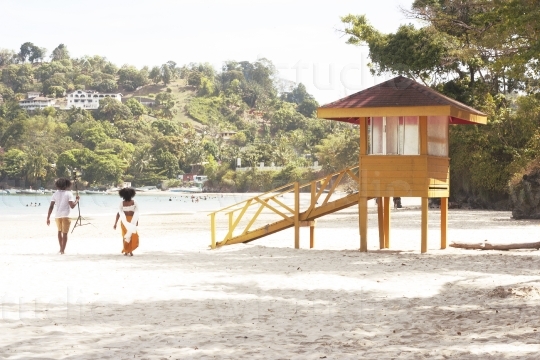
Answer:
1, 0, 417, 104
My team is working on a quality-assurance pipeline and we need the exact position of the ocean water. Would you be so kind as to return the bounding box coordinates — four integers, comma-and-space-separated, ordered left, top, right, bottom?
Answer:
0, 191, 403, 219
0, 193, 257, 218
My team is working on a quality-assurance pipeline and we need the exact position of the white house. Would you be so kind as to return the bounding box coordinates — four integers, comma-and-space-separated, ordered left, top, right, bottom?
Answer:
66, 90, 122, 110
19, 93, 56, 110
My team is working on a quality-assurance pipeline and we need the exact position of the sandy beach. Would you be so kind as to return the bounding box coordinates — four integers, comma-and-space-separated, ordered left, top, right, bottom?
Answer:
2, 202, 540, 359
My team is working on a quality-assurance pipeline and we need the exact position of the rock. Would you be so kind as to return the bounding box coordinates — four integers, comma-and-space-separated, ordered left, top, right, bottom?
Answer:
510, 162, 540, 219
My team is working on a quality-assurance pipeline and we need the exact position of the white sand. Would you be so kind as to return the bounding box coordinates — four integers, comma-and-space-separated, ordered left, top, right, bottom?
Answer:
2, 204, 540, 359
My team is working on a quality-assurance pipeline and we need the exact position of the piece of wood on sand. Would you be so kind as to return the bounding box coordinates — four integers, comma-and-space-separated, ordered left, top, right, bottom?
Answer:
450, 240, 540, 250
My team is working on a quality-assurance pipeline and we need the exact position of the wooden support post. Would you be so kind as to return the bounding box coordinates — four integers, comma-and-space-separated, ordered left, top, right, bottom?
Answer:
359, 117, 368, 155
441, 197, 448, 249
377, 198, 384, 249
210, 213, 216, 249
228, 212, 233, 240
421, 197, 428, 253
294, 182, 300, 249
359, 197, 368, 252
383, 197, 390, 249
310, 224, 315, 249
359, 117, 368, 252
419, 116, 428, 155
311, 182, 316, 210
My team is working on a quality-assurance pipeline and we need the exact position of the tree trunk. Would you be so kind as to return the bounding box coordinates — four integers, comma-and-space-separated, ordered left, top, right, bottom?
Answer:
450, 241, 540, 250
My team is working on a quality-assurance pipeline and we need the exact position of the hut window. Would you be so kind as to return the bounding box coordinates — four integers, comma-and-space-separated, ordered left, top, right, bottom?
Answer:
370, 117, 384, 154
401, 116, 419, 155
369, 116, 419, 155
427, 116, 448, 156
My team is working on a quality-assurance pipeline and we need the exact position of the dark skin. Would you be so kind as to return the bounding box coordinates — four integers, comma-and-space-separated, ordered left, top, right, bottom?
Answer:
113, 199, 139, 256
46, 190, 80, 254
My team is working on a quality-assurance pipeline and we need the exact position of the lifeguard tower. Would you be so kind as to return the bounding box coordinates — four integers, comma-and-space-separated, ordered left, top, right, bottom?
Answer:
209, 76, 486, 253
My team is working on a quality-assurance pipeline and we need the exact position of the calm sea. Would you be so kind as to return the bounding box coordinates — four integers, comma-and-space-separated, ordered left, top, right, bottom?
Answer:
0, 193, 257, 218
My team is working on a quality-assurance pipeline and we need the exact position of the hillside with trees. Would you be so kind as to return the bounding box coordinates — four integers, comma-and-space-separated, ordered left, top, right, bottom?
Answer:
0, 44, 356, 191
2, 0, 540, 213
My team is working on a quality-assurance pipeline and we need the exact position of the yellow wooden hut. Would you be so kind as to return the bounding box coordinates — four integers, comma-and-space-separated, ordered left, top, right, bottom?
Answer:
317, 76, 487, 252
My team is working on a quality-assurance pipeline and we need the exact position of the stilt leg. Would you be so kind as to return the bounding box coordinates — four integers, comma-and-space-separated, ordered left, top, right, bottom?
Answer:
441, 197, 448, 249
294, 182, 300, 249
383, 197, 390, 249
359, 197, 368, 252
421, 197, 428, 253
377, 198, 385, 249
310, 224, 315, 249
210, 213, 216, 249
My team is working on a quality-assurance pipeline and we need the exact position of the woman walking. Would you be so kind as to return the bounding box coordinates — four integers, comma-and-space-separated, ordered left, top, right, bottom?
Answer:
113, 188, 139, 256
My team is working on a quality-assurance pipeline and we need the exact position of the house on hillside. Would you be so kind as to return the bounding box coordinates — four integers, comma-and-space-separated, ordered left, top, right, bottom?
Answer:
123, 97, 155, 107
66, 90, 122, 110
19, 92, 56, 110
219, 130, 237, 140
182, 173, 195, 182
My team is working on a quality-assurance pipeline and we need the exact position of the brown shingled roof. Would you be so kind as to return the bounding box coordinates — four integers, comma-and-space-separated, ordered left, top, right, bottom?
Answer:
318, 76, 487, 125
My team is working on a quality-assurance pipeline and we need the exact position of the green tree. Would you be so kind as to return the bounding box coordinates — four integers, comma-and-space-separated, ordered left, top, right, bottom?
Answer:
151, 118, 179, 135
95, 97, 132, 122
149, 66, 161, 84
270, 101, 306, 134
341, 14, 449, 82
0, 48, 17, 66
18, 42, 46, 63
155, 92, 176, 119
2, 149, 26, 178
50, 44, 70, 61
153, 149, 179, 178
161, 64, 172, 85
125, 98, 146, 118
81, 125, 109, 150
18, 42, 35, 62
297, 98, 319, 118
42, 73, 67, 95
118, 65, 149, 91
47, 85, 66, 98
2, 64, 35, 93
281, 83, 312, 104
86, 151, 127, 185
315, 127, 359, 172
97, 79, 118, 93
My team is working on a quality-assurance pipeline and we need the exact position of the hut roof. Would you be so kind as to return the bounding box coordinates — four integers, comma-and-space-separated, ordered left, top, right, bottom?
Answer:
317, 76, 487, 125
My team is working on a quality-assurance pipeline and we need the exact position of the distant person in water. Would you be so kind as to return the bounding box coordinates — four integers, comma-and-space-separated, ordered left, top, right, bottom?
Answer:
46, 178, 80, 254
113, 188, 139, 256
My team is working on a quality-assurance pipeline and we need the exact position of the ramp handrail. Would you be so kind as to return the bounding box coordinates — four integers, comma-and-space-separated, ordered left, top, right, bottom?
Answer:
209, 165, 360, 248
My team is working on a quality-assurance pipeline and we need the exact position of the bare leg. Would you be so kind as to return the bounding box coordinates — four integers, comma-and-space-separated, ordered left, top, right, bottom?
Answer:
57, 231, 62, 253
60, 233, 68, 254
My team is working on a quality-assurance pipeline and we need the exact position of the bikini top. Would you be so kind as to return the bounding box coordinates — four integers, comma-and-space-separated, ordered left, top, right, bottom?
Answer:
121, 201, 137, 212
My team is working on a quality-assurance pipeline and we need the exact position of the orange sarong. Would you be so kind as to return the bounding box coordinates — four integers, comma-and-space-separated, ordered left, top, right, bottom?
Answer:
121, 215, 139, 253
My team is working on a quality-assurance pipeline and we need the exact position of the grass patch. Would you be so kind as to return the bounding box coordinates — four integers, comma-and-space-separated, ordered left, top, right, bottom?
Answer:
186, 96, 226, 125
124, 79, 202, 129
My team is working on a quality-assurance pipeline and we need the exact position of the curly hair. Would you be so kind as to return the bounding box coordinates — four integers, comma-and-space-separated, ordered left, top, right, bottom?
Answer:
55, 178, 72, 190
119, 187, 136, 201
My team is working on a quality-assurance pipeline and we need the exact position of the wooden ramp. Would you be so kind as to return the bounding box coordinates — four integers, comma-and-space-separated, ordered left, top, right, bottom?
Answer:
209, 166, 369, 248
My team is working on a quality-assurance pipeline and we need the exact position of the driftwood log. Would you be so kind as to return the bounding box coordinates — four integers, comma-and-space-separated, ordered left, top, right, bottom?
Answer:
450, 240, 540, 250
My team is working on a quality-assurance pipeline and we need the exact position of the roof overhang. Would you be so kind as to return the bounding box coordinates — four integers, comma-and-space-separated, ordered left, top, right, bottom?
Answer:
317, 105, 487, 125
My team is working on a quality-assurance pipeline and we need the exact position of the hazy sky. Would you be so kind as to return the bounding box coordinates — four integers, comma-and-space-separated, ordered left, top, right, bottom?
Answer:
1, 0, 416, 103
